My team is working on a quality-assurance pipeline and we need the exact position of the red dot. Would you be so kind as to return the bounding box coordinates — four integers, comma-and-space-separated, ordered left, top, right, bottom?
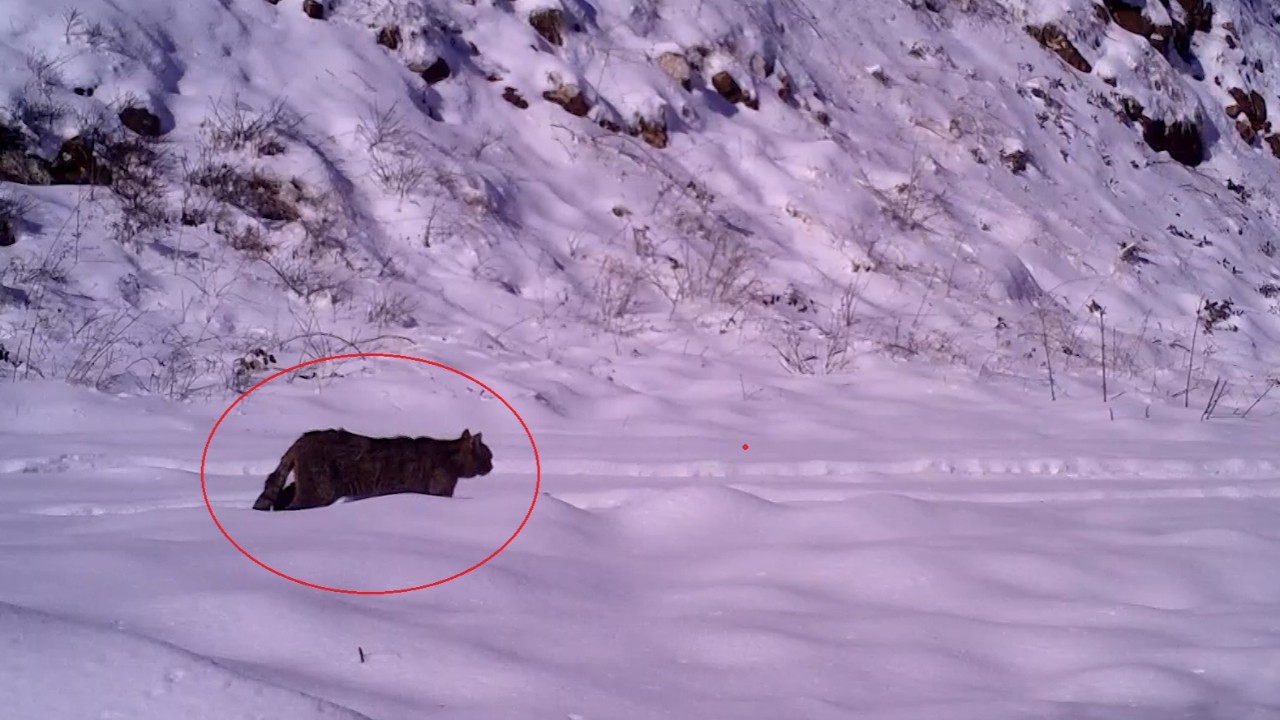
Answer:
741, 443, 749, 451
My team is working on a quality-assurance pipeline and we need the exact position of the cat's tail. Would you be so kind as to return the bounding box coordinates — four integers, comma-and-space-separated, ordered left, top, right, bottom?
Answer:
252, 452, 296, 511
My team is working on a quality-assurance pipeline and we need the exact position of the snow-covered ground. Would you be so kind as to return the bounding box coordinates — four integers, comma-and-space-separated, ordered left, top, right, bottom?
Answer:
3, 364, 1280, 719
3, 0, 1280, 716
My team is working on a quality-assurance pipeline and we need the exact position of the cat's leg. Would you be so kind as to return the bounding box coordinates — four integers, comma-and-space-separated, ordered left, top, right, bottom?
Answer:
252, 458, 293, 511
426, 469, 458, 497
283, 462, 340, 510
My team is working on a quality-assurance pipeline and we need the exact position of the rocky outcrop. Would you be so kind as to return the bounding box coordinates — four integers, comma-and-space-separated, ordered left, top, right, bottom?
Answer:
635, 116, 668, 149
529, 8, 565, 47
658, 52, 692, 91
376, 26, 401, 50
1024, 24, 1092, 74
302, 0, 324, 20
1266, 134, 1280, 159
411, 57, 451, 85
711, 71, 757, 109
1142, 118, 1205, 166
543, 83, 590, 117
1226, 87, 1271, 145
502, 87, 529, 109
118, 107, 163, 138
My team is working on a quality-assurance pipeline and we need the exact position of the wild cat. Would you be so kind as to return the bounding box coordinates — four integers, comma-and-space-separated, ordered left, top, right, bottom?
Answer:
252, 428, 494, 511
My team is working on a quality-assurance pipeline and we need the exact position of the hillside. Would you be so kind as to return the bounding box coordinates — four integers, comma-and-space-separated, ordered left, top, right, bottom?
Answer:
0, 0, 1278, 403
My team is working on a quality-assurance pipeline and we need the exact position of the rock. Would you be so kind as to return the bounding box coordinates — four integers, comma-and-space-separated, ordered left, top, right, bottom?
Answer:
636, 116, 668, 149
1175, 0, 1213, 32
1228, 87, 1270, 131
1106, 2, 1154, 37
1237, 118, 1257, 144
413, 57, 451, 85
1001, 148, 1031, 174
529, 8, 564, 47
118, 106, 162, 137
1025, 24, 1092, 74
376, 26, 401, 50
1148, 24, 1173, 54
1170, 21, 1194, 61
1266, 134, 1280, 158
0, 219, 14, 247
49, 136, 111, 185
1119, 96, 1145, 123
1166, 120, 1205, 166
657, 51, 692, 91
1248, 90, 1268, 127
711, 71, 753, 106
302, 0, 323, 20
598, 117, 623, 133
502, 87, 529, 109
777, 72, 795, 105
264, 0, 280, 4
542, 83, 590, 117
750, 53, 774, 79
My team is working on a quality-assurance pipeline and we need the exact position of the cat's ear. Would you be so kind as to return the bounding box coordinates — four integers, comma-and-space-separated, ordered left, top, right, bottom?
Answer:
473, 432, 483, 444
461, 428, 472, 442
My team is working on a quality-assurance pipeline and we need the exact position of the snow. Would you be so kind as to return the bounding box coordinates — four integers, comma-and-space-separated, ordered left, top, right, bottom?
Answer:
2, 0, 1280, 716
4, 367, 1280, 719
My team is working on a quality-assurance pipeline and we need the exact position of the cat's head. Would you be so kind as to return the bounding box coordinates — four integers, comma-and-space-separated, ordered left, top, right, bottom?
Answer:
457, 429, 494, 477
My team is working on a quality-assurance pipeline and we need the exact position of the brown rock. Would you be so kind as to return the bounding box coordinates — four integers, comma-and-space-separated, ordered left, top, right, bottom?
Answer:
711, 71, 750, 105
636, 116, 668, 149
657, 52, 692, 91
49, 136, 111, 185
1265, 134, 1280, 158
750, 53, 774, 79
302, 0, 323, 20
1120, 96, 1145, 123
376, 26, 401, 50
777, 72, 795, 105
502, 87, 529, 109
1175, 0, 1213, 32
1025, 24, 1092, 74
1237, 118, 1257, 144
414, 57, 451, 85
529, 8, 564, 47
1149, 24, 1173, 54
1107, 3, 1153, 37
118, 106, 163, 137
1248, 90, 1268, 128
598, 117, 623, 133
1167, 120, 1205, 166
543, 83, 590, 117
1226, 103, 1242, 118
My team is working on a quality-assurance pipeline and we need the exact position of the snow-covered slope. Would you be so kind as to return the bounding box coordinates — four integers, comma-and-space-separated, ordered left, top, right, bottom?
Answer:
0, 0, 1278, 401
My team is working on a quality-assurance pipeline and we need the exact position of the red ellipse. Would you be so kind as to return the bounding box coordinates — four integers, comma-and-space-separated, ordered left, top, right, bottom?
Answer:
200, 352, 541, 595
